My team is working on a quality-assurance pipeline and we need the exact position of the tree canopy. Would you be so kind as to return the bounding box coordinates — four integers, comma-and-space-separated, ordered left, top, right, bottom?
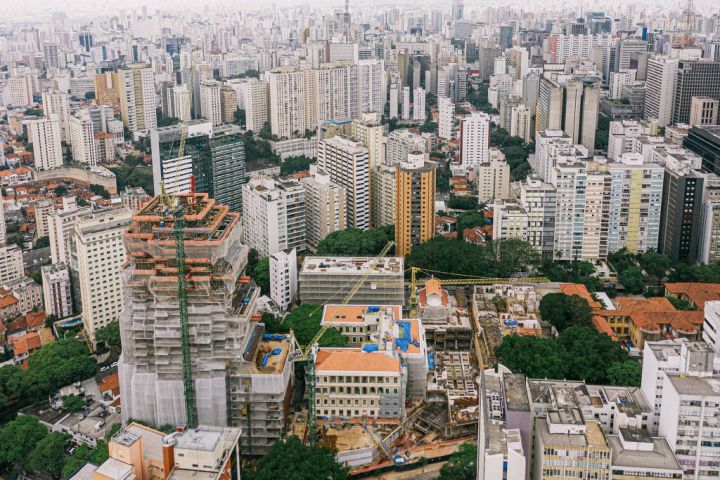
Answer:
280, 156, 315, 176
495, 326, 640, 386
438, 442, 476, 480
246, 436, 349, 480
316, 225, 394, 256
282, 305, 346, 348
539, 293, 593, 332
96, 321, 121, 350
26, 432, 70, 478
446, 195, 477, 210
0, 415, 49, 469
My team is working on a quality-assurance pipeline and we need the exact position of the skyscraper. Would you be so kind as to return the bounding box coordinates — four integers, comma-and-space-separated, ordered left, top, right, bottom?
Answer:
452, 0, 464, 20
200, 80, 222, 126
69, 110, 99, 167
438, 96, 454, 140
395, 152, 436, 256
461, 112, 491, 170
41, 90, 71, 142
27, 116, 63, 171
673, 59, 720, 125
644, 57, 678, 127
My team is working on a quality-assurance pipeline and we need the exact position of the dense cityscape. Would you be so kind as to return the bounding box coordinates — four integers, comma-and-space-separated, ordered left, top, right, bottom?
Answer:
0, 0, 720, 479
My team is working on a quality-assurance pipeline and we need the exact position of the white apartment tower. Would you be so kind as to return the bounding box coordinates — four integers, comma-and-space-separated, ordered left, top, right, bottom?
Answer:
241, 177, 306, 257
477, 148, 511, 203
244, 79, 269, 133
318, 136, 370, 230
357, 60, 385, 115
41, 90, 71, 143
200, 80, 222, 126
438, 96, 454, 140
41, 263, 73, 319
27, 116, 63, 171
413, 88, 426, 122
401, 86, 411, 120
69, 110, 99, 167
119, 63, 157, 135
462, 112, 491, 170
74, 209, 132, 344
644, 57, 679, 127
0, 245, 24, 284
173, 85, 192, 122
302, 170, 347, 250
269, 248, 297, 311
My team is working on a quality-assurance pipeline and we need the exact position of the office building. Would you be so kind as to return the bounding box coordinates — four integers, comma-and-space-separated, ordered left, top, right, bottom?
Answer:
200, 80, 222, 126
74, 208, 132, 344
673, 59, 720, 125
299, 256, 404, 305
269, 248, 297, 311
27, 116, 63, 171
685, 125, 720, 175
120, 194, 292, 454
477, 148, 511, 203
302, 170, 346, 251
41, 263, 73, 319
461, 112, 490, 170
151, 122, 246, 212
118, 63, 157, 135
317, 136, 370, 230
395, 152, 436, 257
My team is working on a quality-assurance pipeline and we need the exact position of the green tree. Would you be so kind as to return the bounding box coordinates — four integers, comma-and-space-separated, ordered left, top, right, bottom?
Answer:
250, 257, 270, 295
89, 440, 109, 465
246, 436, 348, 480
316, 226, 394, 256
261, 313, 289, 334
539, 293, 592, 332
283, 305, 346, 347
638, 250, 670, 286
558, 326, 628, 384
438, 442, 476, 480
280, 156, 315, 176
608, 360, 642, 387
494, 335, 566, 379
62, 395, 86, 412
457, 211, 488, 238
489, 238, 542, 278
26, 432, 70, 478
446, 195, 477, 210
258, 122, 272, 140
89, 184, 111, 199
28, 339, 98, 397
406, 237, 495, 277
233, 108, 246, 125
96, 321, 121, 350
54, 185, 69, 196
62, 444, 90, 480
35, 236, 50, 248
619, 266, 644, 294
0, 415, 49, 469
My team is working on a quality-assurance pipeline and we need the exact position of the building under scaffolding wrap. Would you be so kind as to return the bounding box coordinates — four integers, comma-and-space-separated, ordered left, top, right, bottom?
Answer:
118, 193, 294, 455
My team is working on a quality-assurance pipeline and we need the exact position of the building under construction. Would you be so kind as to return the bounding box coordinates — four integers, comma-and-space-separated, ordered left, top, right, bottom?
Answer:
118, 193, 294, 455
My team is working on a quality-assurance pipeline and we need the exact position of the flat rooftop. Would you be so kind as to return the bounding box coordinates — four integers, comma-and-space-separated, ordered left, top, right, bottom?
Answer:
608, 431, 682, 472
301, 256, 404, 275
316, 348, 400, 373
666, 374, 720, 397
252, 337, 291, 374
320, 425, 374, 453
322, 305, 401, 324
95, 458, 133, 480
173, 429, 221, 452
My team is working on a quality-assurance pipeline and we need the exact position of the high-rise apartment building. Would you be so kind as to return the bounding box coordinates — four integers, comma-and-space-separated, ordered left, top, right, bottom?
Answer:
200, 80, 222, 126
119, 194, 293, 454
243, 79, 269, 133
519, 176, 557, 259
302, 170, 346, 251
477, 148, 511, 203
41, 90, 71, 143
7, 74, 34, 107
269, 248, 297, 311
118, 63, 157, 135
371, 164, 396, 228
219, 85, 238, 124
357, 59, 385, 115
94, 72, 120, 106
0, 245, 24, 284
173, 84, 192, 122
461, 112, 490, 170
69, 110, 99, 167
395, 152, 436, 257
41, 263, 73, 319
242, 177, 306, 257
644, 57, 678, 127
438, 96, 454, 140
74, 208, 132, 344
401, 86, 411, 120
413, 87, 426, 122
27, 116, 63, 171
318, 136, 370, 230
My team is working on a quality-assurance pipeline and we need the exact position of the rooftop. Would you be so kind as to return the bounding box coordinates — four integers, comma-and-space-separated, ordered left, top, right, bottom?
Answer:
315, 349, 400, 373
666, 374, 720, 397
608, 430, 682, 472
301, 256, 404, 275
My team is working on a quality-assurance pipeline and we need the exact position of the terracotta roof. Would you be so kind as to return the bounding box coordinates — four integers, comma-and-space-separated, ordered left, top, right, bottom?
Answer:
418, 279, 449, 308
592, 315, 618, 341
616, 296, 675, 313
323, 305, 400, 324
665, 283, 720, 308
99, 372, 120, 396
9, 331, 42, 357
560, 284, 602, 310
315, 349, 400, 373
24, 312, 46, 329
0, 295, 18, 309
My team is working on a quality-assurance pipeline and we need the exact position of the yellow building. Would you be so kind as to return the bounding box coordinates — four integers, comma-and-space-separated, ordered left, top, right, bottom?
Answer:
94, 72, 120, 106
395, 152, 436, 257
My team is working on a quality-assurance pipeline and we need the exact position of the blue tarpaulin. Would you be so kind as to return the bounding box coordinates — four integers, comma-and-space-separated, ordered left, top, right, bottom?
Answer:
363, 344, 379, 352
427, 352, 435, 369
395, 321, 412, 351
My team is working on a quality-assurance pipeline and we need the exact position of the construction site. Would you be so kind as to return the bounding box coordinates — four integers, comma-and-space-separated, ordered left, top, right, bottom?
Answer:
118, 193, 294, 456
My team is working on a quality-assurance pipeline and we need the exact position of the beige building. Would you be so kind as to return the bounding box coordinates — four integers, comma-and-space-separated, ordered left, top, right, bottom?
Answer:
0, 245, 24, 284
94, 72, 120, 106
302, 169, 346, 251
34, 198, 54, 238
41, 263, 73, 319
371, 164, 396, 228
689, 96, 720, 127
477, 148, 510, 203
26, 116, 63, 171
75, 208, 132, 344
118, 64, 157, 135
243, 79, 269, 133
41, 90, 71, 142
220, 85, 238, 124
7, 74, 35, 107
69, 110, 99, 167
493, 200, 528, 241
200, 80, 222, 126
395, 152, 436, 257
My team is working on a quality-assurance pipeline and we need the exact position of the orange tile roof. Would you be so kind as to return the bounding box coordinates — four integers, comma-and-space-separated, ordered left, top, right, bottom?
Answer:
9, 331, 42, 357
665, 283, 720, 308
616, 296, 675, 313
24, 312, 46, 330
323, 305, 400, 323
592, 315, 618, 341
418, 279, 449, 307
0, 295, 18, 309
560, 284, 602, 310
315, 349, 400, 373
99, 372, 120, 396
